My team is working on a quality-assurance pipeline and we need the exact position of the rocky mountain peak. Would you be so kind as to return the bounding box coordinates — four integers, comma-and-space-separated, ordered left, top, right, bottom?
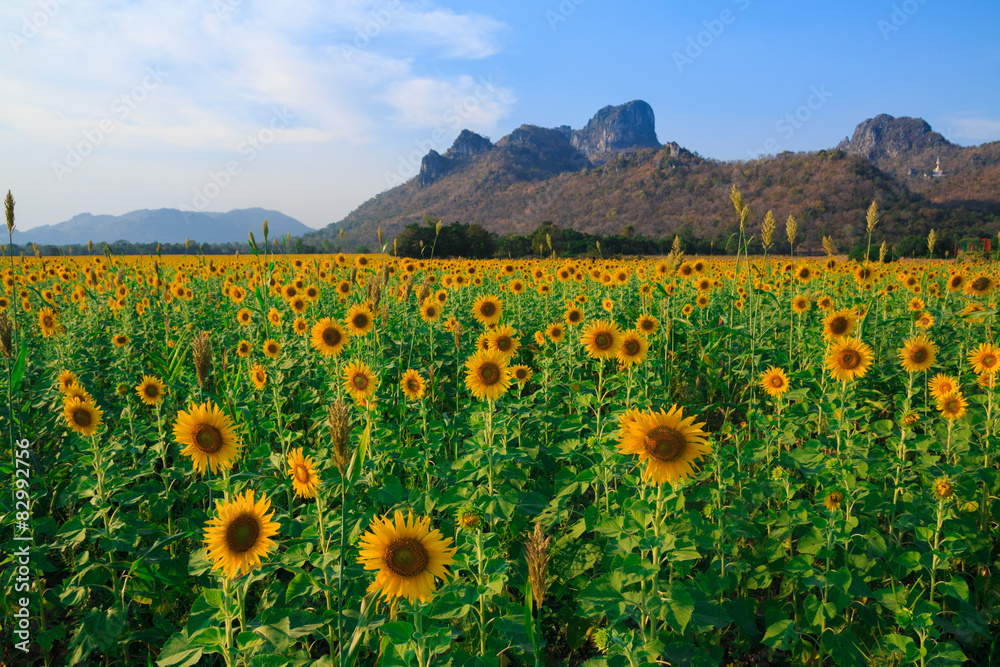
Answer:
446, 130, 493, 157
837, 114, 952, 161
569, 100, 660, 160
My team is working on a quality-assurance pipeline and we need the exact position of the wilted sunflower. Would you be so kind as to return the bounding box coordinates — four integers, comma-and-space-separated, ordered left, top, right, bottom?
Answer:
203, 489, 280, 579
824, 490, 844, 512
287, 448, 320, 499
758, 366, 790, 398
937, 392, 968, 421
136, 375, 166, 406
472, 294, 503, 327
580, 319, 623, 360
263, 339, 281, 359
464, 349, 511, 401
343, 360, 378, 403
617, 329, 649, 367
822, 309, 856, 340
487, 325, 520, 361
357, 510, 457, 603
38, 307, 59, 337
63, 396, 103, 436
173, 402, 241, 474
400, 369, 425, 400
968, 343, 1000, 376
825, 337, 873, 382
617, 405, 711, 486
934, 477, 954, 500
311, 318, 350, 357
249, 364, 267, 390
898, 336, 938, 373
928, 374, 959, 401
345, 302, 375, 336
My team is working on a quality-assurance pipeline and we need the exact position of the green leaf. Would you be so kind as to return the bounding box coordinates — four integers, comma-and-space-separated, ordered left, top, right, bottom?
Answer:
662, 586, 695, 635
156, 632, 204, 667
762, 619, 795, 650
346, 422, 370, 485
10, 338, 27, 393
380, 621, 415, 645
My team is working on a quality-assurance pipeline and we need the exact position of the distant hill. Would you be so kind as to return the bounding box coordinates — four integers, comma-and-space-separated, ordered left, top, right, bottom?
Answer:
301, 103, 1000, 253
13, 208, 310, 246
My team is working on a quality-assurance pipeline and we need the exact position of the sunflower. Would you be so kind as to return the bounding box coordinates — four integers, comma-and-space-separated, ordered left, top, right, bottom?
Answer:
947, 273, 965, 292
937, 392, 968, 421
345, 302, 375, 336
928, 374, 959, 401
564, 305, 584, 326
268, 307, 282, 325
236, 340, 251, 357
263, 339, 281, 359
237, 308, 252, 326
898, 336, 938, 373
817, 295, 833, 311
487, 325, 520, 361
289, 296, 308, 314
964, 275, 994, 297
758, 366, 790, 398
602, 298, 614, 312
636, 313, 659, 335
400, 369, 425, 400
468, 294, 502, 327
616, 406, 711, 486
510, 364, 533, 384
580, 320, 623, 360
38, 307, 59, 337
64, 385, 94, 404
791, 295, 810, 314
57, 369, 78, 394
464, 349, 511, 401
203, 489, 280, 579
343, 360, 378, 403
250, 364, 267, 390
112, 334, 129, 348
825, 337, 874, 382
311, 318, 350, 357
420, 299, 441, 323
822, 309, 856, 340
136, 375, 166, 406
968, 343, 1000, 376
173, 402, 241, 474
546, 322, 566, 343
907, 297, 925, 312
824, 490, 844, 513
915, 311, 934, 328
63, 397, 103, 436
695, 294, 709, 308
357, 510, 457, 603
617, 330, 649, 367
287, 448, 320, 499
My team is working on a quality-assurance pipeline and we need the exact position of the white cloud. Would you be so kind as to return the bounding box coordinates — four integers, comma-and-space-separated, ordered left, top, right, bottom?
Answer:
383, 75, 516, 132
942, 114, 1000, 143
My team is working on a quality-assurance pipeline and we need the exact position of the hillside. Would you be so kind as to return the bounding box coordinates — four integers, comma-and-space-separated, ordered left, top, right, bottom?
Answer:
302, 103, 1000, 253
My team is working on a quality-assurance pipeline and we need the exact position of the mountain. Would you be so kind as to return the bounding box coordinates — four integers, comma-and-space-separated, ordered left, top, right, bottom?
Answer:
12, 208, 311, 246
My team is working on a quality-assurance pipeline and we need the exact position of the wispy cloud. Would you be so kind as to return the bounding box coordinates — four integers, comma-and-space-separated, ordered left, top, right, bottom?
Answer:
942, 113, 1000, 144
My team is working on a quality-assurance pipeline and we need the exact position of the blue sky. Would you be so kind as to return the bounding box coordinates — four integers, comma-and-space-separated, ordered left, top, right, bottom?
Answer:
2, 0, 998, 232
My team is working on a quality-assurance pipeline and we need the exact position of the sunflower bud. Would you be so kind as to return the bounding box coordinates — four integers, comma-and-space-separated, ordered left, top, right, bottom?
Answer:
192, 331, 213, 388
525, 522, 552, 610
4, 191, 14, 235
327, 398, 352, 476
0, 312, 13, 359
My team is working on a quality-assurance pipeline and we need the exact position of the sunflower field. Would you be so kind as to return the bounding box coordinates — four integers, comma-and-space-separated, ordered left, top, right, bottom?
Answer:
2, 199, 1000, 666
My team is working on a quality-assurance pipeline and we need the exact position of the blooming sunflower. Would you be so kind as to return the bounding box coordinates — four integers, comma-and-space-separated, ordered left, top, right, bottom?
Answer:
293, 318, 308, 336
173, 402, 241, 474
38, 307, 59, 337
791, 295, 810, 314
250, 364, 267, 390
758, 366, 790, 398
928, 374, 959, 401
471, 294, 503, 327
357, 510, 457, 603
968, 343, 1000, 376
822, 309, 856, 340
57, 369, 78, 394
343, 360, 378, 403
345, 302, 375, 336
617, 330, 649, 367
564, 305, 584, 327
964, 275, 994, 297
400, 369, 425, 400
937, 392, 968, 421
616, 406, 711, 486
825, 337, 873, 382
263, 339, 281, 359
311, 318, 350, 357
636, 313, 659, 335
419, 299, 441, 323
464, 349, 511, 402
112, 334, 129, 348
897, 336, 938, 373
236, 340, 251, 357
915, 311, 934, 328
487, 325, 520, 361
580, 319, 623, 360
237, 308, 252, 326
136, 375, 166, 406
63, 396, 103, 436
546, 322, 566, 343
287, 448, 320, 499
824, 490, 844, 513
203, 489, 280, 579
510, 364, 533, 384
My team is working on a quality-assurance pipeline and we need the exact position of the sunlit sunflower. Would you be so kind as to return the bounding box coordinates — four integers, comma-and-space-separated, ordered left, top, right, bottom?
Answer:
343, 360, 378, 403
472, 294, 503, 327
464, 349, 510, 402
237, 308, 252, 326
293, 318, 308, 336
928, 374, 959, 401
897, 336, 938, 373
289, 296, 308, 314
824, 490, 844, 513
112, 334, 129, 348
510, 364, 533, 384
580, 319, 623, 360
816, 295, 833, 311
636, 313, 659, 335
268, 307, 281, 325
311, 318, 350, 357
915, 311, 934, 328
964, 275, 994, 297
824, 337, 874, 382
791, 295, 810, 314
616, 405, 711, 486
263, 339, 281, 359
64, 385, 94, 404
38, 307, 59, 337
57, 369, 78, 394
203, 489, 280, 579
236, 340, 251, 357
173, 402, 241, 474
758, 366, 790, 398
487, 325, 520, 361
136, 375, 166, 406
564, 305, 584, 327
345, 302, 375, 336
63, 396, 103, 436
357, 510, 457, 603
822, 309, 856, 340
546, 322, 566, 343
400, 369, 425, 400
419, 299, 441, 323
249, 364, 267, 390
946, 273, 965, 292
617, 329, 649, 367
968, 343, 1000, 376
287, 448, 320, 499
937, 392, 968, 421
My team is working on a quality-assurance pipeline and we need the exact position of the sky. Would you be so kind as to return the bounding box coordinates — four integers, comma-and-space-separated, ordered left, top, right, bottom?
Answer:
2, 0, 998, 233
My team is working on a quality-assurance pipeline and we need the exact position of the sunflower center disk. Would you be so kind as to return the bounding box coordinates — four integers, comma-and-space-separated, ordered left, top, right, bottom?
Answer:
480, 363, 499, 385
497, 338, 511, 351
911, 348, 928, 363
481, 303, 495, 317
353, 315, 368, 328
322, 328, 340, 346
624, 341, 640, 356
644, 426, 686, 463
984, 355, 997, 368
294, 464, 310, 484
839, 351, 859, 369
595, 333, 611, 349
352, 374, 368, 390
830, 319, 847, 335
226, 514, 261, 553
145, 385, 159, 397
385, 538, 429, 577
73, 408, 92, 427
193, 424, 224, 453
770, 376, 784, 388
972, 277, 990, 291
